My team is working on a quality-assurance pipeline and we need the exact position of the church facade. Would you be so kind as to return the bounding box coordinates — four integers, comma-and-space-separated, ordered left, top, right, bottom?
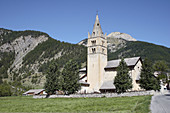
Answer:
79, 14, 142, 93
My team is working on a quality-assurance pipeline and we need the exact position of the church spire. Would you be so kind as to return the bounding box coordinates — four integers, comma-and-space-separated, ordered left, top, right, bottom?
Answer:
92, 14, 103, 37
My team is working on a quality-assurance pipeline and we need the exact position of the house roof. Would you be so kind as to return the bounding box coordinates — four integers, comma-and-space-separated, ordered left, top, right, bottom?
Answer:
100, 81, 116, 90
79, 67, 87, 72
80, 74, 87, 80
105, 57, 141, 69
79, 80, 89, 85
23, 89, 44, 95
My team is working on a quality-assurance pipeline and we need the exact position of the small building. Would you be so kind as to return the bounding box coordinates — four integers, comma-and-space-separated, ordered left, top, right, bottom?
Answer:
23, 89, 46, 95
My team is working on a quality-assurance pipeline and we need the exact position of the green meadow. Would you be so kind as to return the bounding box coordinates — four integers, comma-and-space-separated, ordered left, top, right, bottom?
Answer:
0, 95, 151, 113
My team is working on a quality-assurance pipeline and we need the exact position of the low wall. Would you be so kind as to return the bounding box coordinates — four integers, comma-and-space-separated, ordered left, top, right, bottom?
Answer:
33, 90, 159, 99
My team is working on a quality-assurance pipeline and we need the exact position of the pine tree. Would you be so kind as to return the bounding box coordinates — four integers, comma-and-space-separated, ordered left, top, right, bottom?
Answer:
61, 60, 80, 95
139, 58, 160, 91
153, 61, 168, 83
114, 58, 132, 93
44, 61, 60, 95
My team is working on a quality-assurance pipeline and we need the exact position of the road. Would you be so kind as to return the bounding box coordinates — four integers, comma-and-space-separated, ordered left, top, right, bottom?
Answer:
150, 91, 170, 113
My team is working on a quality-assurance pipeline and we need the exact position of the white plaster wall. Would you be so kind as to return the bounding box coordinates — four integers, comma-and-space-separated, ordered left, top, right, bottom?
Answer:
87, 54, 107, 93
131, 60, 142, 91
104, 70, 117, 82
79, 86, 89, 94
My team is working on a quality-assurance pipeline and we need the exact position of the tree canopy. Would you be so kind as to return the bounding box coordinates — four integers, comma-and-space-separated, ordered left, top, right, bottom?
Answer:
153, 61, 168, 81
61, 60, 81, 95
139, 58, 160, 91
114, 58, 132, 93
44, 61, 60, 95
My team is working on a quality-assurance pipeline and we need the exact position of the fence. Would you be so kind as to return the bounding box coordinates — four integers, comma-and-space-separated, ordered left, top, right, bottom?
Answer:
33, 90, 159, 99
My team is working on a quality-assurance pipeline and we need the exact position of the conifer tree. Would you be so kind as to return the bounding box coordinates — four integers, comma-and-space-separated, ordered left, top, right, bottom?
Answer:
139, 58, 160, 91
61, 60, 80, 95
44, 61, 60, 95
153, 61, 168, 83
114, 58, 132, 93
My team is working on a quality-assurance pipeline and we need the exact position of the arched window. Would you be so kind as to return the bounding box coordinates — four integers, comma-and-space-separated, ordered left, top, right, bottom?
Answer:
91, 40, 96, 46
92, 48, 96, 53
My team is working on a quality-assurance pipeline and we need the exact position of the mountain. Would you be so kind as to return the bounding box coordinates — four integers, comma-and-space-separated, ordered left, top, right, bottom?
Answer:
0, 28, 86, 88
107, 32, 137, 41
0, 28, 170, 88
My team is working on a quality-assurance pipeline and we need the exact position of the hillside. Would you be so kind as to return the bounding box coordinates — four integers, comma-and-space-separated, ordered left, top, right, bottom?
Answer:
0, 28, 86, 88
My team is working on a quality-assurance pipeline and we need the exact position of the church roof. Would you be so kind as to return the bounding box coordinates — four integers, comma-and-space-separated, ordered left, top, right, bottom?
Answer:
79, 80, 89, 85
79, 67, 86, 72
105, 57, 141, 69
91, 14, 103, 37
100, 81, 115, 90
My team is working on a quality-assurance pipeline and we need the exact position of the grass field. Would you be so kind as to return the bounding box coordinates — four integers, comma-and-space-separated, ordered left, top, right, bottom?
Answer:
0, 95, 151, 113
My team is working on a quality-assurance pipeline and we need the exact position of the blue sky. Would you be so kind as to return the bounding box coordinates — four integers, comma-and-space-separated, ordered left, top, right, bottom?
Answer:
0, 0, 170, 47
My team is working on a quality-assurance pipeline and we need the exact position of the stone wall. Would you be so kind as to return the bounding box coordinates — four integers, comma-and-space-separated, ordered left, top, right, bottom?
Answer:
33, 90, 158, 99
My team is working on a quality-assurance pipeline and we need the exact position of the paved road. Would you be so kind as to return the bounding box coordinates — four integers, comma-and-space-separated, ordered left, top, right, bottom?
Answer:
150, 92, 170, 113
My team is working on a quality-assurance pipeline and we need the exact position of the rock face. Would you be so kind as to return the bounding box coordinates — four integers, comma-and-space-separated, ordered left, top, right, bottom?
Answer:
0, 35, 48, 69
107, 32, 137, 41
107, 38, 126, 53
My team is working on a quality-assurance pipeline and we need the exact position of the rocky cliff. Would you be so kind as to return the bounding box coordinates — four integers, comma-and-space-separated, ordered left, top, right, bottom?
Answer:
107, 32, 137, 41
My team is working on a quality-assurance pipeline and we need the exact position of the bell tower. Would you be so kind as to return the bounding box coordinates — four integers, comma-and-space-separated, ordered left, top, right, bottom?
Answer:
87, 14, 107, 93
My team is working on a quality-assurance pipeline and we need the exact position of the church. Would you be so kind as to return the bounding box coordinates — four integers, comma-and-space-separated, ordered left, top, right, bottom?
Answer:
79, 14, 142, 93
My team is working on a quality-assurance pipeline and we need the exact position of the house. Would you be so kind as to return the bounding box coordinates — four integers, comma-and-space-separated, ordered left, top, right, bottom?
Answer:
79, 14, 142, 93
23, 89, 46, 95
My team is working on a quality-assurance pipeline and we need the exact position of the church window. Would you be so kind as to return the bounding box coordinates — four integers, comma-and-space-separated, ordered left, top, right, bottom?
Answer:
102, 48, 105, 53
93, 32, 95, 35
91, 40, 96, 45
92, 48, 96, 53
97, 23, 99, 26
